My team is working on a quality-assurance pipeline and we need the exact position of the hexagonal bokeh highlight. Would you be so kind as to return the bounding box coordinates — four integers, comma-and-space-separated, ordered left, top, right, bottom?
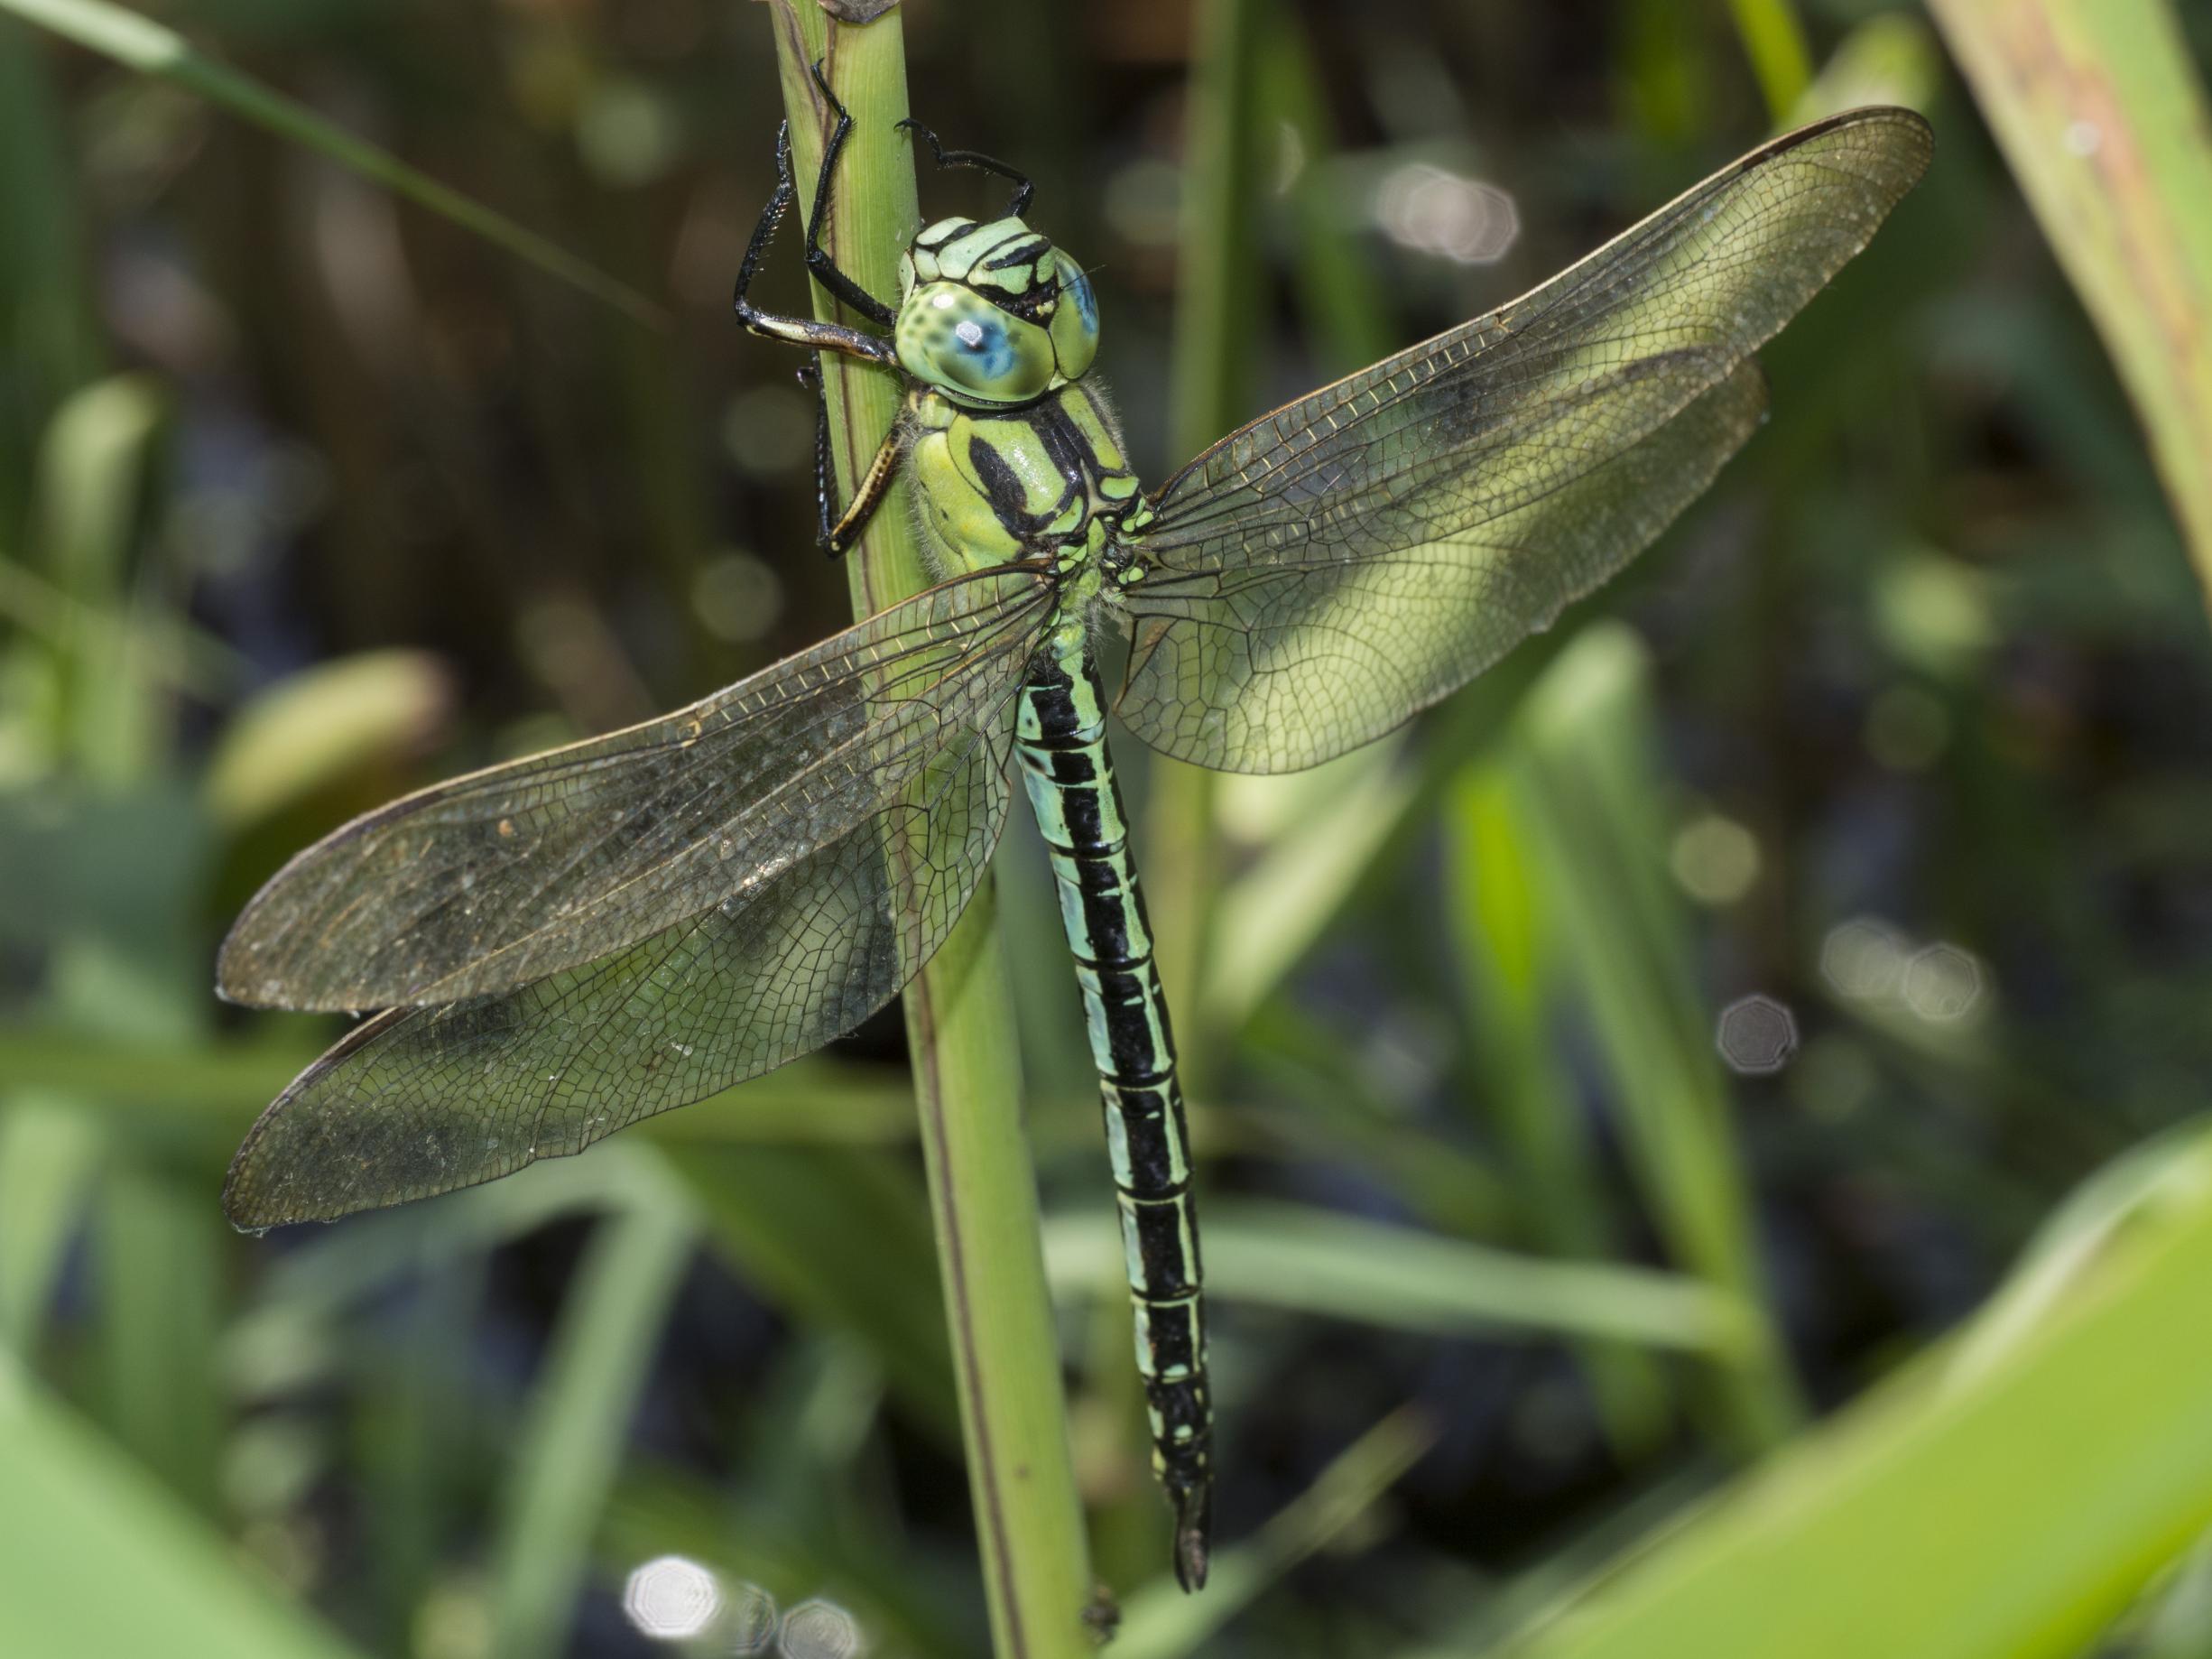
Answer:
1819, 918, 1910, 1001
1716, 994, 1799, 1075
622, 1555, 721, 1642
781, 1598, 864, 1658
1902, 942, 1984, 1023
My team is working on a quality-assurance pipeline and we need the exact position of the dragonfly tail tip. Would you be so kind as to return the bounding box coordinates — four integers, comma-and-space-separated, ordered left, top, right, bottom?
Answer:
1171, 1482, 1212, 1592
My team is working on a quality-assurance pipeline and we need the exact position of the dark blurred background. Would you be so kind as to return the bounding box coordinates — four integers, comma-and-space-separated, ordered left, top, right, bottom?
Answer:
5, 2, 2212, 1656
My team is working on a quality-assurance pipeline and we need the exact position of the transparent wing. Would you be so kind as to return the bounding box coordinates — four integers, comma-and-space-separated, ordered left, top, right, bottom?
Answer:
220, 567, 1056, 1010
1114, 107, 1930, 773
223, 576, 1053, 1228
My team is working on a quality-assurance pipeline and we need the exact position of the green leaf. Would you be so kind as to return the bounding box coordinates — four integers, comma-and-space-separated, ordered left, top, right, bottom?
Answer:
1492, 1126, 2212, 1659
0, 1361, 366, 1659
1928, 0, 2212, 612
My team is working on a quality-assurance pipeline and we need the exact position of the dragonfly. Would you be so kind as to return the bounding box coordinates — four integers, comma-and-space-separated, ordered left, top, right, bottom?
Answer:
217, 79, 1930, 1592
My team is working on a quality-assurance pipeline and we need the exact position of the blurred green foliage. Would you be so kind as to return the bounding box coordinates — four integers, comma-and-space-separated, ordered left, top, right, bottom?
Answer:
4, 2, 2212, 1656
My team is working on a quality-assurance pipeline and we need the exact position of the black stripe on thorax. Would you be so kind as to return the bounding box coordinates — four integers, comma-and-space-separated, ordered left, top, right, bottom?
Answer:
966, 434, 1038, 532
1025, 396, 1101, 482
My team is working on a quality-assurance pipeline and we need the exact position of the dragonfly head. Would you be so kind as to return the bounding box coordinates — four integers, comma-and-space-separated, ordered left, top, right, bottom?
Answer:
894, 217, 1098, 407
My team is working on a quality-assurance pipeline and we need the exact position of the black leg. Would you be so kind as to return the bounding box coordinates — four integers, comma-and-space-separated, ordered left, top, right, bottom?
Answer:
797, 361, 840, 558
897, 116, 1036, 218
801, 61, 897, 327
796, 359, 902, 560
735, 77, 906, 561
732, 120, 898, 368
820, 403, 905, 559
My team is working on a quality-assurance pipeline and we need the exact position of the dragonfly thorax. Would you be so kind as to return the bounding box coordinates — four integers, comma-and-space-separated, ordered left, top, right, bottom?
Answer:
894, 216, 1098, 407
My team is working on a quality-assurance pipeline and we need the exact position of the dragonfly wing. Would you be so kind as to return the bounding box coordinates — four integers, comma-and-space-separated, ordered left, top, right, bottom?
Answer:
223, 621, 1035, 1227
220, 567, 1056, 1009
1115, 107, 1930, 774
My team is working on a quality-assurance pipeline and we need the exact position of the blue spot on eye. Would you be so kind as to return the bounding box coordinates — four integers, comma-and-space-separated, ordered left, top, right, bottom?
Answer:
950, 315, 1014, 379
1066, 268, 1097, 333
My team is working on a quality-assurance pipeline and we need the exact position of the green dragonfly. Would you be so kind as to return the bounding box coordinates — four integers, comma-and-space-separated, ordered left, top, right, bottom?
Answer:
217, 86, 1930, 1591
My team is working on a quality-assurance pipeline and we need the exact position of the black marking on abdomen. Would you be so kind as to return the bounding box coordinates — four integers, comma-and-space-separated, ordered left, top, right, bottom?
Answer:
1015, 642, 1212, 1586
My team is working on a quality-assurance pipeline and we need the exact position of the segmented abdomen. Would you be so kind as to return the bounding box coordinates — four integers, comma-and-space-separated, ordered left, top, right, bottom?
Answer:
1014, 634, 1212, 1589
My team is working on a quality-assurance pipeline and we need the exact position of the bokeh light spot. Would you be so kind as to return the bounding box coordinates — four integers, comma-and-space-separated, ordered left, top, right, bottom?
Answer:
692, 549, 785, 643
622, 1554, 721, 1641
1375, 163, 1518, 264
1670, 811, 1761, 904
1717, 994, 1799, 1075
1903, 943, 1983, 1023
782, 1597, 863, 1658
1821, 919, 1910, 1001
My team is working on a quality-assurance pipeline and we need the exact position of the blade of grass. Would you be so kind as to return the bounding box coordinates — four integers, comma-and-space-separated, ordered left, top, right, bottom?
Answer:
1042, 1201, 1754, 1358
764, 10, 1095, 1650
1444, 762, 1673, 1456
1204, 635, 1564, 1037
1725, 0, 1814, 118
0, 1024, 918, 1144
0, 1360, 366, 1659
0, 12, 102, 533
485, 1186, 697, 1659
671, 1144, 961, 1444
0, 0, 664, 329
1791, 15, 1944, 125
1927, 0, 2212, 615
1491, 1124, 2212, 1659
93, 1159, 224, 1515
1507, 626, 1802, 1452
32, 372, 169, 782
1110, 1406, 1438, 1656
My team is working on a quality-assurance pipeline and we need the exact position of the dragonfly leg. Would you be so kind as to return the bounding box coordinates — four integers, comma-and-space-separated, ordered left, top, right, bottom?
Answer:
800, 60, 897, 326
796, 361, 903, 560
733, 119, 898, 368
896, 116, 1036, 218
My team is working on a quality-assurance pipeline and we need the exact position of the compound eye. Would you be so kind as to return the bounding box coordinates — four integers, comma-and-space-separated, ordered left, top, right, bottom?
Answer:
896, 283, 1054, 403
1048, 255, 1098, 379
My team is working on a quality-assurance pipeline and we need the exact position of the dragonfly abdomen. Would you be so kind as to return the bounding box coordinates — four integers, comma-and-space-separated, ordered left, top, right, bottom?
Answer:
1015, 635, 1212, 1592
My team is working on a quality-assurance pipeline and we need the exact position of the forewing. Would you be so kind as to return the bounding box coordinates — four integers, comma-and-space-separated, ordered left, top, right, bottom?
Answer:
223, 619, 1035, 1227
220, 567, 1056, 1010
1115, 107, 1930, 773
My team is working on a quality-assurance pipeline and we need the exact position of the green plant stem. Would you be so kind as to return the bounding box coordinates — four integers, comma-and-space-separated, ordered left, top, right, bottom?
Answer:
0, 0, 662, 328
763, 10, 1095, 1653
